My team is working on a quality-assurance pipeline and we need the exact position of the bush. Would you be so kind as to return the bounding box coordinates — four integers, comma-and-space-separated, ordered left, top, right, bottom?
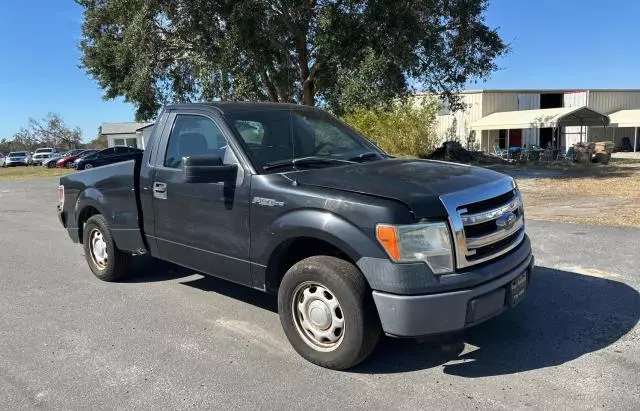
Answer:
341, 101, 440, 158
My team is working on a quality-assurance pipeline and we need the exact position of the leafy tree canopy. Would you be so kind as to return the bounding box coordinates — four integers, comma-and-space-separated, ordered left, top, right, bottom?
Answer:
78, 0, 507, 120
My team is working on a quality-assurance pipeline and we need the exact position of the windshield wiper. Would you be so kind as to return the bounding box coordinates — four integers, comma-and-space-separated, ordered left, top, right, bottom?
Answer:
263, 156, 355, 171
346, 152, 386, 162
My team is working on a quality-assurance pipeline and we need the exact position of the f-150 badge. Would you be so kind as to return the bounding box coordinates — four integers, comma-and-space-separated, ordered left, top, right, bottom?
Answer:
252, 197, 285, 207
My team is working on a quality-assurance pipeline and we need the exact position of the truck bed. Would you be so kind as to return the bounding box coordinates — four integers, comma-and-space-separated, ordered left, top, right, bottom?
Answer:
59, 157, 147, 254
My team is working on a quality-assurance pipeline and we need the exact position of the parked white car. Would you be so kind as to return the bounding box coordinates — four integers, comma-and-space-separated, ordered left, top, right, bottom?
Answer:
32, 148, 57, 166
4, 151, 32, 167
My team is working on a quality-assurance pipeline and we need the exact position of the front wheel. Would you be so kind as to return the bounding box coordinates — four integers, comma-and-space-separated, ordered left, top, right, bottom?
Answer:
278, 256, 381, 370
82, 214, 132, 281
83, 163, 93, 170
47, 161, 56, 168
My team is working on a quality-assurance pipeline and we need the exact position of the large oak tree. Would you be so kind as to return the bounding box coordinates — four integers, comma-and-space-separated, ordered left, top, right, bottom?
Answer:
78, 0, 507, 120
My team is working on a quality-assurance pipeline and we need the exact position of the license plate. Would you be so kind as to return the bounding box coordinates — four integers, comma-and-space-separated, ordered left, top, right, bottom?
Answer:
507, 271, 528, 308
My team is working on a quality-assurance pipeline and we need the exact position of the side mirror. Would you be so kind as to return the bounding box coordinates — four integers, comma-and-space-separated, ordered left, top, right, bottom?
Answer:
183, 155, 237, 184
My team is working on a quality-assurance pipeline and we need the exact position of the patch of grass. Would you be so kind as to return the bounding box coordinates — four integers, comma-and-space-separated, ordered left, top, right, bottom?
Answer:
0, 166, 75, 180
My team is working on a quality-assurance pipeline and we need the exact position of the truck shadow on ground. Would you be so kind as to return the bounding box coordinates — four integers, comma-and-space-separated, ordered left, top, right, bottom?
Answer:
124, 261, 638, 376
123, 257, 278, 312
354, 266, 639, 375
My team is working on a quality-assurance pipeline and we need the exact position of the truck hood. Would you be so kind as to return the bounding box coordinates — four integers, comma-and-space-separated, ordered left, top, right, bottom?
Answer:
290, 159, 513, 218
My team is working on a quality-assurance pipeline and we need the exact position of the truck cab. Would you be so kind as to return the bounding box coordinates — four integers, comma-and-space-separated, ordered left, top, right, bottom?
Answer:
58, 102, 534, 370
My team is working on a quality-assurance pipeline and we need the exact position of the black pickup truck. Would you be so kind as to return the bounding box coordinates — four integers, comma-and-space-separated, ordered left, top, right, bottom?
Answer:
58, 102, 533, 370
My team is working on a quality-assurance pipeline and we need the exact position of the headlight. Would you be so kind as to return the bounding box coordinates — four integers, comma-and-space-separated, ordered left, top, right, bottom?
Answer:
376, 222, 454, 274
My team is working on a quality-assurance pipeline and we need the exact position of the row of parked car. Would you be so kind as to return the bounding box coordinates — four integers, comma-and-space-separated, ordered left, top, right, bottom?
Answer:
0, 146, 143, 170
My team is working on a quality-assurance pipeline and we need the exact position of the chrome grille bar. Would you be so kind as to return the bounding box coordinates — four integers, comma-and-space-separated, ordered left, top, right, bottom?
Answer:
440, 177, 525, 270
465, 217, 524, 249
460, 197, 520, 226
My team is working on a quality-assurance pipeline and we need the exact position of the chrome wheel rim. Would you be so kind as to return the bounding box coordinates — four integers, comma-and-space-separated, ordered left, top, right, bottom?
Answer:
85, 164, 93, 169
89, 228, 108, 270
292, 282, 345, 352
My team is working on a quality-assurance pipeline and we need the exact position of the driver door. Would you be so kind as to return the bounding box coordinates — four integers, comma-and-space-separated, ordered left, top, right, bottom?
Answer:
151, 112, 252, 286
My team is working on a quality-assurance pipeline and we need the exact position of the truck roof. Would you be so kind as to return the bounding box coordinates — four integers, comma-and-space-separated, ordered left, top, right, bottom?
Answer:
165, 101, 317, 113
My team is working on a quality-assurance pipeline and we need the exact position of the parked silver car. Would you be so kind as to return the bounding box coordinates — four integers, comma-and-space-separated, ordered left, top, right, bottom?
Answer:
4, 151, 32, 167
0, 153, 5, 167
41, 152, 63, 168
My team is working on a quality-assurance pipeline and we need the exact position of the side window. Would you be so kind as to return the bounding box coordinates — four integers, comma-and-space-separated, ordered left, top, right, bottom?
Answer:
115, 146, 129, 154
101, 148, 116, 157
164, 114, 231, 169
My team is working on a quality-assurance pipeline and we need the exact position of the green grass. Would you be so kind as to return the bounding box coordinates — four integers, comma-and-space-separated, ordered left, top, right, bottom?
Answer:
0, 166, 75, 180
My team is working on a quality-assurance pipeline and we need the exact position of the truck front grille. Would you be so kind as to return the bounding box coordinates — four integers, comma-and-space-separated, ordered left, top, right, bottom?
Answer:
440, 178, 526, 270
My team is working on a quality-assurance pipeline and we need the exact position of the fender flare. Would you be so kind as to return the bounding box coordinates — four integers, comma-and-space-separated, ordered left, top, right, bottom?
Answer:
255, 208, 386, 266
74, 188, 111, 241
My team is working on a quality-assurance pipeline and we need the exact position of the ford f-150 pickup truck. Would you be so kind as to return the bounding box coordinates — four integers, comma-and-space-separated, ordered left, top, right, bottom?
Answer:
57, 102, 534, 370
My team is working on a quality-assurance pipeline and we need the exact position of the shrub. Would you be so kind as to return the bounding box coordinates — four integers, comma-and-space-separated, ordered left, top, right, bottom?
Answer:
341, 100, 440, 158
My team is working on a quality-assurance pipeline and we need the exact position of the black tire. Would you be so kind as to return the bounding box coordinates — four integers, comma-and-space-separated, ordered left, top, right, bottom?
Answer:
82, 214, 132, 281
278, 256, 381, 370
47, 161, 56, 168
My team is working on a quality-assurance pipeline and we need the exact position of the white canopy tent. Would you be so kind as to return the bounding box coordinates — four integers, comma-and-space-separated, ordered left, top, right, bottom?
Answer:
471, 106, 610, 150
608, 109, 640, 152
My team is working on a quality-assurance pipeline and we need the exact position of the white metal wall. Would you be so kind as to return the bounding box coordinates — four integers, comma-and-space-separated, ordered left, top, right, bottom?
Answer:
518, 94, 540, 147
433, 92, 484, 145
587, 90, 640, 114
482, 92, 519, 116
563, 91, 588, 148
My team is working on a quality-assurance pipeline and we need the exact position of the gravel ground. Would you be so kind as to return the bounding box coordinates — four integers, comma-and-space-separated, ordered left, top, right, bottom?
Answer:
0, 177, 638, 410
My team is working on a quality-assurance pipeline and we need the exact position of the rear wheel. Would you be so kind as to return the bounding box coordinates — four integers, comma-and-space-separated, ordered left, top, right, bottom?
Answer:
84, 163, 93, 170
82, 215, 132, 281
47, 161, 56, 168
278, 256, 381, 370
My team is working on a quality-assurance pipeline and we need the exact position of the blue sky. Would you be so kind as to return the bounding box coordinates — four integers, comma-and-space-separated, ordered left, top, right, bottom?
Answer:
0, 0, 638, 142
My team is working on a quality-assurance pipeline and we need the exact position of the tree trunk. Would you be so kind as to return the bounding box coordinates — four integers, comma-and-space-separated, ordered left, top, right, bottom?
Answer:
301, 60, 320, 106
302, 79, 315, 106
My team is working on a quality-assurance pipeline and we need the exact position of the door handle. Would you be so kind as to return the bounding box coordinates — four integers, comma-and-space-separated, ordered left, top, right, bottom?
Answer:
153, 182, 167, 199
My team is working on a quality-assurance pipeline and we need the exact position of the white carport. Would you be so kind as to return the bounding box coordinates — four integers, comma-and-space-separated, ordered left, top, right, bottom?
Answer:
471, 106, 610, 150
608, 109, 640, 152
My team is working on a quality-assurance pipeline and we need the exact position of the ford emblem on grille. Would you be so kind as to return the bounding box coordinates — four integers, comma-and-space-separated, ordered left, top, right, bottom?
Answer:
495, 211, 517, 230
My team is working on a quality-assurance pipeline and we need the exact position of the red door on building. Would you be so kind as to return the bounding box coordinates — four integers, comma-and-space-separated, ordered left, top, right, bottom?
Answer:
509, 129, 522, 148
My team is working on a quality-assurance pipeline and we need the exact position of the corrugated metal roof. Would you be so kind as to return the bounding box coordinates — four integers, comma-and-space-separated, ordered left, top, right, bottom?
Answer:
101, 122, 153, 135
608, 109, 640, 127
471, 106, 609, 130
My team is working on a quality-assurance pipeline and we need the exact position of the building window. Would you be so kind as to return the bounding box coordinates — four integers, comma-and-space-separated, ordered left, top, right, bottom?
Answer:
499, 130, 507, 149
113, 138, 125, 146
125, 138, 137, 148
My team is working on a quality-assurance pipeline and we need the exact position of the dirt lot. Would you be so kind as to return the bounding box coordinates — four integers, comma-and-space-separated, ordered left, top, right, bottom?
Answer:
497, 162, 640, 228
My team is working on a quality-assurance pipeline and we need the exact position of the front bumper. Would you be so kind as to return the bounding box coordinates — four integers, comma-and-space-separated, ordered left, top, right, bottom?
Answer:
366, 239, 534, 338
5, 160, 29, 166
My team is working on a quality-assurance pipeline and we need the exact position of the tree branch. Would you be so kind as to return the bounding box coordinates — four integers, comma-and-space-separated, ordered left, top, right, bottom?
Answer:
259, 70, 279, 102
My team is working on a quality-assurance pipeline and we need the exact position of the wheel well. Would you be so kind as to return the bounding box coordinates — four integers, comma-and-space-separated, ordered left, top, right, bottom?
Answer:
264, 237, 355, 293
77, 206, 100, 243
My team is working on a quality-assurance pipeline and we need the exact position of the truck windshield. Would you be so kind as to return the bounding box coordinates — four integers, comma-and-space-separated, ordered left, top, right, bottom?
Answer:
9, 152, 26, 157
223, 107, 385, 172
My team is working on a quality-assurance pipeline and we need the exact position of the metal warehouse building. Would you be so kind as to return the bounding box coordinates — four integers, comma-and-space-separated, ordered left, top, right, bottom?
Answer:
425, 89, 640, 152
